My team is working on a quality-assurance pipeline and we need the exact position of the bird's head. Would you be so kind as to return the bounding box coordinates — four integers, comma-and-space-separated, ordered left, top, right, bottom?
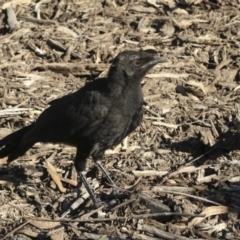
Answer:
108, 50, 168, 84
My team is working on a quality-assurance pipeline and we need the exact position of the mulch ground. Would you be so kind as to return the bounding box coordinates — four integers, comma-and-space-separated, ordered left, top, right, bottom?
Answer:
0, 0, 240, 239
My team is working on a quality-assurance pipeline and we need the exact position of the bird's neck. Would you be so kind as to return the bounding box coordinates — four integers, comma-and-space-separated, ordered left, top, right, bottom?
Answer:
107, 73, 142, 98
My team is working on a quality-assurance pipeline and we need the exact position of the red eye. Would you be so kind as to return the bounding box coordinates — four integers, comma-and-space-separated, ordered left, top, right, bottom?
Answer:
133, 59, 141, 66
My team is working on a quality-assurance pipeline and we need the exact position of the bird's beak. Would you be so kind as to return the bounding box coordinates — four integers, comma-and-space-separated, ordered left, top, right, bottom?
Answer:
141, 56, 168, 69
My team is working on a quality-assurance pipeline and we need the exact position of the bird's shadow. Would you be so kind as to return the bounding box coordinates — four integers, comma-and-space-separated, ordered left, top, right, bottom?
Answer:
166, 129, 240, 208
0, 165, 28, 184
170, 129, 240, 166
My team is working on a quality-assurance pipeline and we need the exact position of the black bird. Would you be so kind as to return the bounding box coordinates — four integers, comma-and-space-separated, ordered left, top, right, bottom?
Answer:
0, 50, 167, 207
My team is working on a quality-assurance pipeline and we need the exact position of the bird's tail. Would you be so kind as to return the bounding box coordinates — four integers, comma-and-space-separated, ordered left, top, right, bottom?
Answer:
0, 125, 34, 161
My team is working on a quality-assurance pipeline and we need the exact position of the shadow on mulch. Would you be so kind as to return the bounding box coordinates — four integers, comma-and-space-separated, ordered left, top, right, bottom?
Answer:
172, 129, 240, 165
0, 165, 28, 184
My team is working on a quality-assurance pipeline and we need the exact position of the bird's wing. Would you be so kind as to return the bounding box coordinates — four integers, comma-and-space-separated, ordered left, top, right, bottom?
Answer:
126, 104, 143, 136
30, 89, 109, 143
69, 91, 109, 138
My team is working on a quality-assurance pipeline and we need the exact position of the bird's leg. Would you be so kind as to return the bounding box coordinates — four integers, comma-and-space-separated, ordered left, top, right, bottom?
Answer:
93, 151, 120, 197
75, 146, 100, 208
93, 152, 117, 188
78, 171, 100, 208
96, 160, 117, 189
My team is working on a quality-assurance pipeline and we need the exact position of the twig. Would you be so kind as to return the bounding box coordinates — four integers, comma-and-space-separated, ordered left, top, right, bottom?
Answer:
79, 205, 104, 220
25, 212, 205, 223
47, 39, 80, 59
160, 147, 217, 185
2, 220, 31, 240
144, 106, 159, 117
143, 224, 204, 240
148, 189, 222, 206
111, 198, 136, 212
0, 108, 33, 116
18, 16, 57, 25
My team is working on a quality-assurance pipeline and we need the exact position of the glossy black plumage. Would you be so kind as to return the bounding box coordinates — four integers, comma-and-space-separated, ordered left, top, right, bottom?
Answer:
0, 50, 167, 206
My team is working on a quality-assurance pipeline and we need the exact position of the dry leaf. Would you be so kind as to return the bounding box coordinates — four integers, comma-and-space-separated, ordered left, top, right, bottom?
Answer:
56, 26, 78, 38
173, 8, 189, 15
29, 219, 61, 229
2, 0, 31, 9
132, 170, 168, 177
152, 121, 179, 129
205, 74, 221, 93
189, 206, 229, 227
146, 0, 161, 7
46, 161, 66, 193
60, 177, 78, 186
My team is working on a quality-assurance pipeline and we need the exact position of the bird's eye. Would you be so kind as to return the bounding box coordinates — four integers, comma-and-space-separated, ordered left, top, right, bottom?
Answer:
133, 59, 141, 66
